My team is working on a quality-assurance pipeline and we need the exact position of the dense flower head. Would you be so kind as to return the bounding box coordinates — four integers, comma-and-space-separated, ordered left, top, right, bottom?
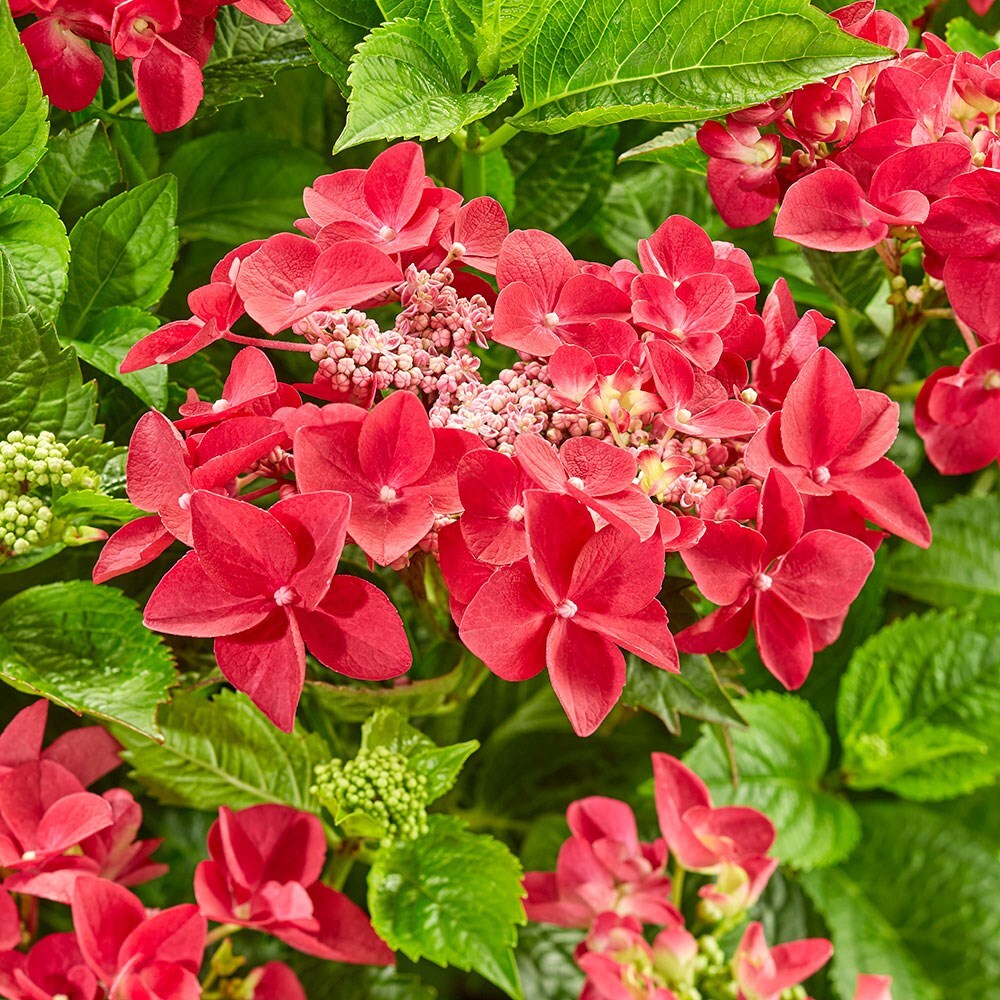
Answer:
98, 141, 927, 735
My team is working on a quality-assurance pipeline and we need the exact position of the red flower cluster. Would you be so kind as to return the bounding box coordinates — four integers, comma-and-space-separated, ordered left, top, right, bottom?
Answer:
109, 141, 929, 737
526, 754, 889, 1000
13, 0, 291, 132
698, 0, 1000, 475
0, 705, 389, 997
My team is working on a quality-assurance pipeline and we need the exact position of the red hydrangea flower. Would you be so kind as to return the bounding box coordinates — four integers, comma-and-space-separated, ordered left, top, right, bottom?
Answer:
459, 491, 678, 736
247, 962, 307, 1000
294, 390, 482, 566
0, 932, 100, 1000
733, 922, 833, 1000
0, 887, 18, 952
194, 804, 392, 964
523, 796, 677, 928
698, 119, 782, 227
142, 490, 412, 731
854, 974, 893, 1000
651, 754, 775, 874
71, 878, 205, 1000
745, 348, 931, 548
677, 469, 875, 689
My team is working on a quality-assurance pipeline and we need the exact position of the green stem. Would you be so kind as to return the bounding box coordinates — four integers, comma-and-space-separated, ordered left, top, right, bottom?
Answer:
204, 923, 241, 947
867, 311, 925, 391
472, 122, 519, 155
833, 306, 865, 382
106, 90, 138, 115
971, 465, 998, 497
671, 862, 686, 908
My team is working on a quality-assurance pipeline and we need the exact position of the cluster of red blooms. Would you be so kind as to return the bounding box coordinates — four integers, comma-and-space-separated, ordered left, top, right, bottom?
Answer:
698, 0, 1000, 475
103, 140, 930, 738
526, 753, 891, 1000
12, 0, 291, 132
0, 701, 390, 998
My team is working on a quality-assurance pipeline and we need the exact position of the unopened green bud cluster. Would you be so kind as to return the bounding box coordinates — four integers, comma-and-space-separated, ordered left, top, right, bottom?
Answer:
0, 431, 97, 559
313, 746, 430, 844
680, 936, 733, 1000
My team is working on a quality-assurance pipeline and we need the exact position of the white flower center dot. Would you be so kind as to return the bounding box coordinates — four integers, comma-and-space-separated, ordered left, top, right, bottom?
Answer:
555, 599, 578, 619
379, 485, 398, 502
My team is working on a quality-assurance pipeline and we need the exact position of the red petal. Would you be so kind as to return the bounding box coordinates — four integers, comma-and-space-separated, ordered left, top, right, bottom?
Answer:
348, 488, 435, 566
571, 528, 666, 615
680, 521, 763, 606
492, 282, 562, 356
134, 38, 203, 133
559, 437, 637, 495
364, 142, 426, 231
579, 602, 678, 673
515, 433, 567, 491
71, 878, 147, 982
524, 492, 595, 605
21, 18, 105, 112
36, 793, 113, 852
756, 469, 805, 565
753, 592, 813, 689
0, 701, 48, 771
92, 517, 174, 584
359, 391, 435, 487
293, 421, 367, 496
774, 529, 873, 618
831, 458, 931, 547
496, 229, 576, 299
125, 411, 192, 519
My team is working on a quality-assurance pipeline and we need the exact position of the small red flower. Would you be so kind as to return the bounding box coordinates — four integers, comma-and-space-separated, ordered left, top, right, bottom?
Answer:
733, 922, 832, 1000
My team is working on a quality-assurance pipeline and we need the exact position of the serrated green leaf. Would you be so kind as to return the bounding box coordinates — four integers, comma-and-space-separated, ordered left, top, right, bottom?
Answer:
118, 688, 331, 812
622, 653, 745, 735
802, 246, 885, 315
200, 7, 316, 111
0, 195, 70, 323
513, 0, 891, 134
0, 581, 175, 739
50, 489, 144, 524
284, 0, 381, 90
65, 438, 128, 495
516, 923, 585, 1000
685, 692, 860, 870
945, 16, 998, 57
166, 132, 327, 244
368, 814, 526, 998
70, 306, 168, 409
22, 122, 122, 228
336, 18, 518, 151
0, 2, 49, 195
618, 123, 709, 171
838, 611, 1000, 800
61, 176, 179, 338
801, 801, 1000, 1000
887, 493, 1000, 615
506, 126, 617, 241
0, 251, 99, 441
297, 963, 439, 999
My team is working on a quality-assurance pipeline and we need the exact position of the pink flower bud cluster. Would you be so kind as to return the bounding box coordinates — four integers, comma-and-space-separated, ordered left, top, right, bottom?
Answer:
527, 754, 891, 1000
13, 0, 292, 133
697, 0, 1000, 474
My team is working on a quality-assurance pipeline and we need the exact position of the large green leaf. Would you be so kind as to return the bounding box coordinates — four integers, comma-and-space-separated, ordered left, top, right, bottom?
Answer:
801, 802, 1000, 1000
516, 924, 585, 1000
60, 176, 179, 338
0, 251, 98, 441
887, 493, 1000, 616
0, 1, 48, 195
284, 0, 381, 90
200, 7, 316, 110
945, 17, 998, 57
685, 693, 859, 869
618, 123, 709, 172
368, 814, 526, 998
22, 122, 122, 228
512, 0, 891, 134
0, 195, 70, 322
837, 611, 1000, 800
118, 688, 331, 813
335, 18, 518, 151
0, 581, 175, 739
166, 132, 327, 244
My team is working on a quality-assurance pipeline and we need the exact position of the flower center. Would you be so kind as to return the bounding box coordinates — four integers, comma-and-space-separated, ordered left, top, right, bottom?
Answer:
21, 850, 37, 861
132, 16, 151, 32
508, 504, 525, 522
293, 289, 309, 306
752, 572, 773, 592
567, 476, 586, 490
273, 586, 297, 606
676, 408, 693, 424
984, 369, 1000, 391
555, 598, 578, 619
379, 485, 398, 503
211, 397, 230, 412
812, 465, 831, 486
450, 241, 467, 258
543, 312, 560, 328
379, 225, 397, 241
177, 492, 191, 510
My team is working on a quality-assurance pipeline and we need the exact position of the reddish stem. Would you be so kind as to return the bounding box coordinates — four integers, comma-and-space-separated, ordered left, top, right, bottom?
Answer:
222, 331, 313, 353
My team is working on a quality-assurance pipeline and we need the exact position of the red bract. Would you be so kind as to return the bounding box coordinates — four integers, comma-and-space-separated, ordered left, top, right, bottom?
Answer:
194, 804, 392, 964
71, 878, 205, 999
677, 469, 874, 688
733, 922, 832, 1000
523, 796, 676, 929
514, 434, 660, 541
142, 490, 411, 731
698, 120, 781, 228
0, 932, 100, 1000
0, 886, 18, 951
745, 348, 931, 548
247, 962, 307, 999
456, 448, 530, 565
295, 391, 482, 566
459, 492, 678, 736
854, 974, 893, 1000
651, 754, 775, 874
492, 230, 631, 356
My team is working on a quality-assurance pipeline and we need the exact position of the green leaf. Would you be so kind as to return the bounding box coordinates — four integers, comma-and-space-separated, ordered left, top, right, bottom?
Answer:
166, 132, 327, 244
506, 126, 617, 241
618, 123, 709, 172
837, 611, 1000, 800
0, 195, 70, 322
945, 16, 998, 57
685, 692, 860, 870
118, 688, 332, 812
200, 7, 316, 111
0, 251, 99, 441
622, 653, 745, 736
297, 965, 439, 1000
887, 493, 1000, 616
70, 306, 168, 409
0, 581, 175, 739
335, 18, 518, 152
22, 122, 122, 228
50, 489, 144, 524
801, 245, 885, 315
368, 814, 526, 998
516, 923, 585, 1000
61, 176, 179, 339
0, 1, 49, 195
801, 801, 1000, 1000
284, 0, 381, 90
512, 0, 891, 134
